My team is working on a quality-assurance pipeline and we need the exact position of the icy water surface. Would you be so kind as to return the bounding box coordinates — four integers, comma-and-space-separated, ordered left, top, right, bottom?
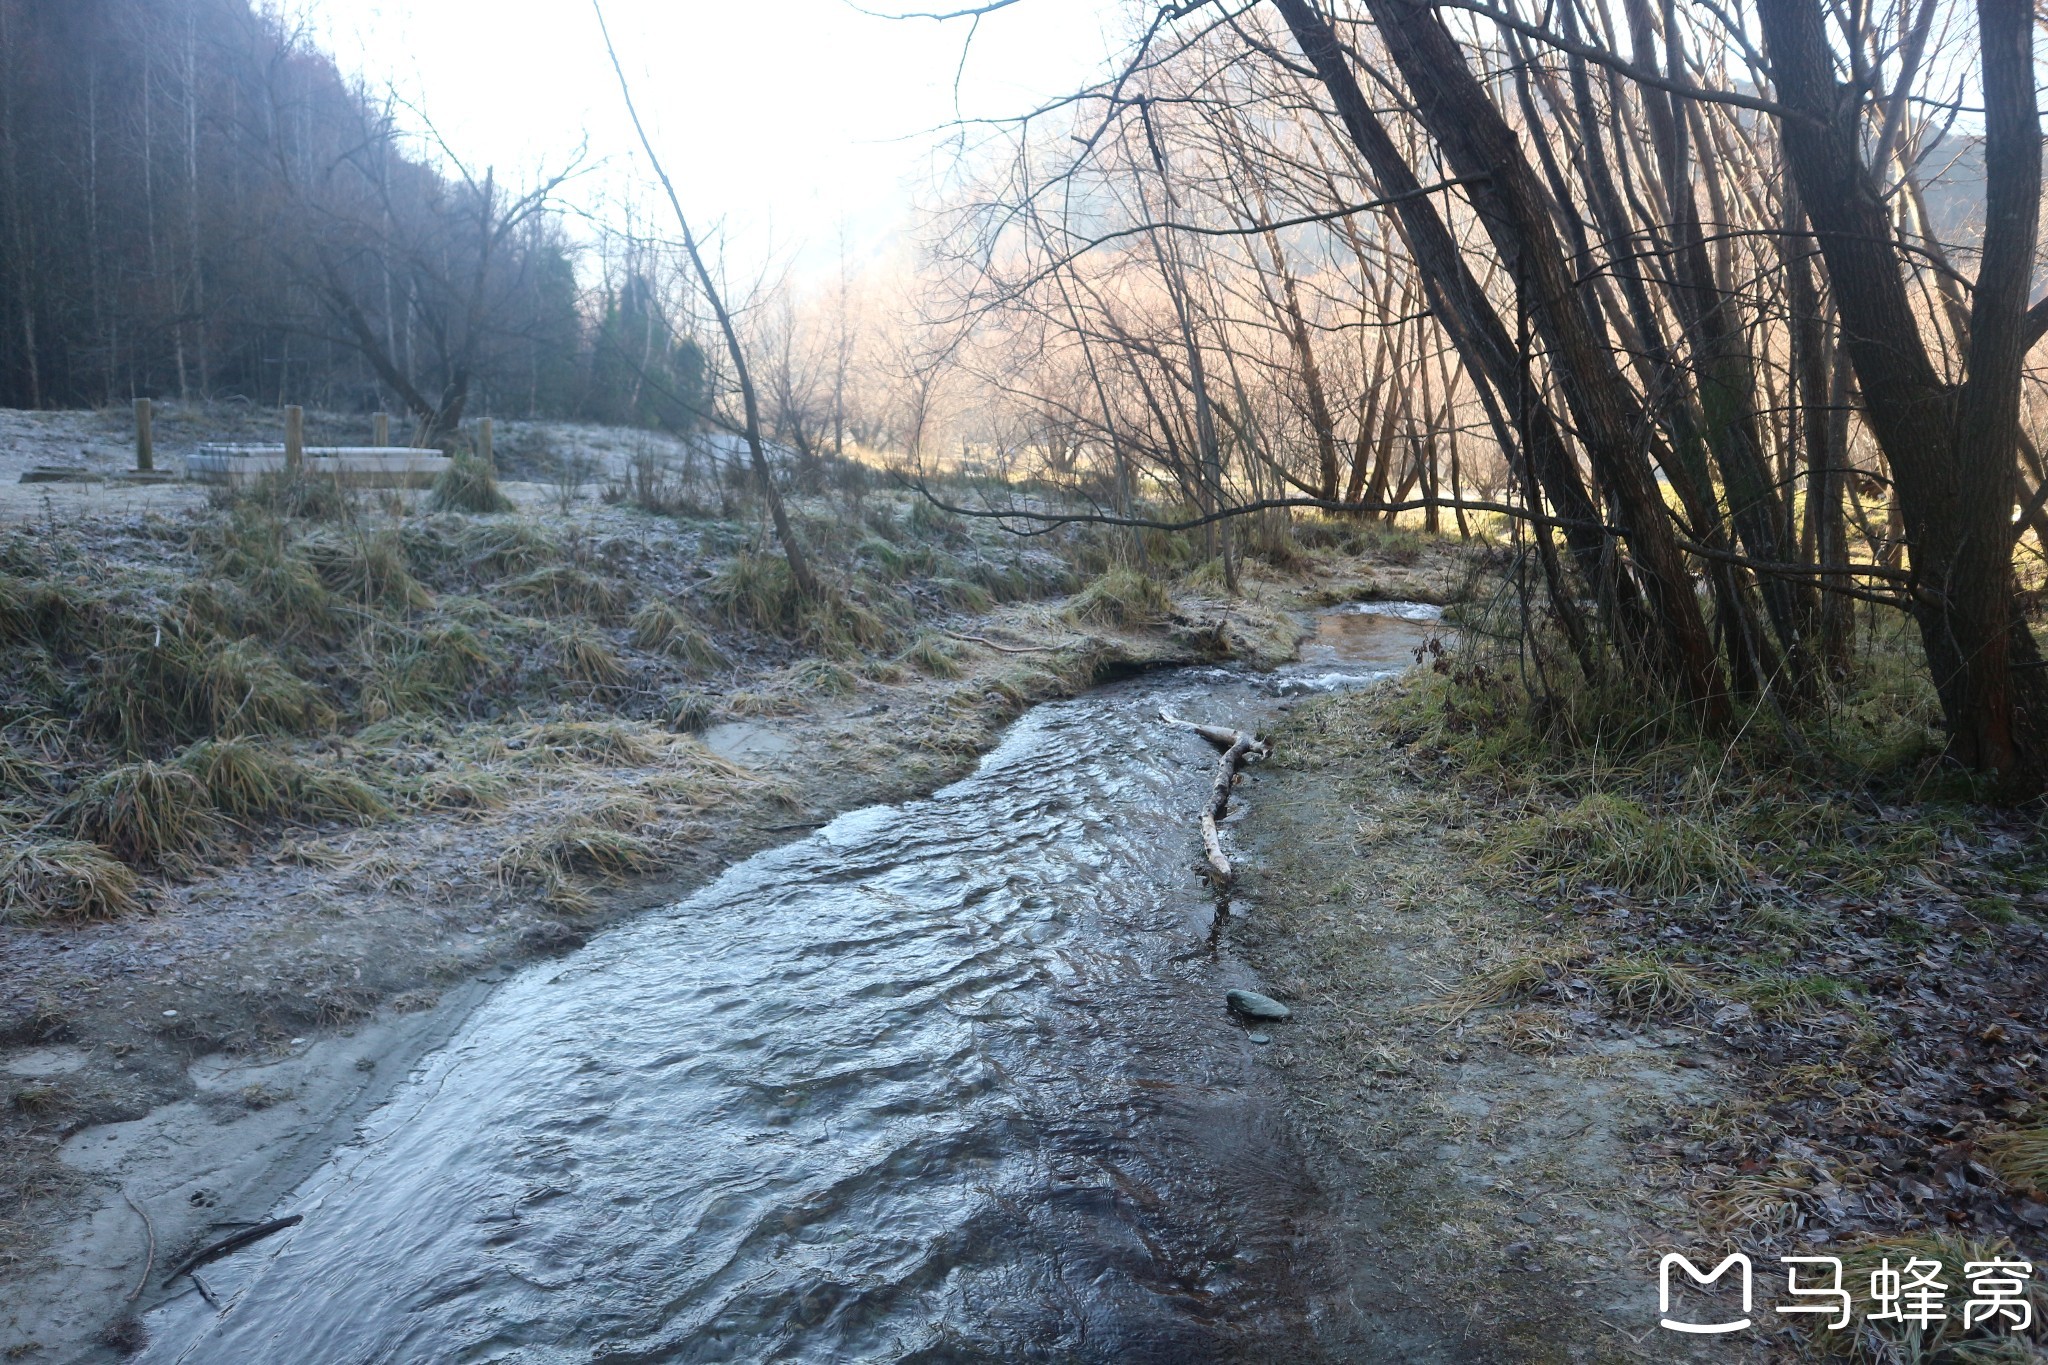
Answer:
137, 607, 1442, 1363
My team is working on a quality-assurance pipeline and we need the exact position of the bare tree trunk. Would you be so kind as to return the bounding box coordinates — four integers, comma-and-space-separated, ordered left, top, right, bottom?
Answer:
1761, 0, 2045, 792
1271, 0, 1639, 632
594, 2, 819, 602
1280, 0, 1724, 718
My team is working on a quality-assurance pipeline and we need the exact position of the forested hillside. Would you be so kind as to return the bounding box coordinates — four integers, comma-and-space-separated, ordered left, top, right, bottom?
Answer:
0, 0, 703, 437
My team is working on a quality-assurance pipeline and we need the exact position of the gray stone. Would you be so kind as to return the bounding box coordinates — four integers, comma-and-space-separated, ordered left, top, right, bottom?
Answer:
1225, 989, 1290, 1021
1247, 1032, 1272, 1045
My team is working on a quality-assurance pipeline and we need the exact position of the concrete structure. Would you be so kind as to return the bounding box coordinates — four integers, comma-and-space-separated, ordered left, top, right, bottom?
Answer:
187, 444, 449, 488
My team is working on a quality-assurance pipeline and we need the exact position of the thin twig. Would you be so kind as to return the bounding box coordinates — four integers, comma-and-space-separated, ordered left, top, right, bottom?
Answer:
943, 629, 1062, 654
161, 1214, 302, 1287
121, 1187, 155, 1303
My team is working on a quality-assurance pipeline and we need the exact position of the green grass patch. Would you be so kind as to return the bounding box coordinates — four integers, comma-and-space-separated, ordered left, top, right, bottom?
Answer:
1492, 791, 1750, 900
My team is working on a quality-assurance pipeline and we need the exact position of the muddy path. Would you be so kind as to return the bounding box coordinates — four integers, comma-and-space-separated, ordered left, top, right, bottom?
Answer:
84, 608, 1472, 1363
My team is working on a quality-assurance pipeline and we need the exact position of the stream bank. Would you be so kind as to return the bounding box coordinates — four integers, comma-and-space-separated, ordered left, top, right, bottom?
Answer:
1234, 686, 1729, 1361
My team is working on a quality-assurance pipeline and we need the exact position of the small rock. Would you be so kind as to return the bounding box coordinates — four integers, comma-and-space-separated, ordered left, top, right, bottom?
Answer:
1247, 1032, 1272, 1045
161, 1010, 177, 1019
1503, 1240, 1534, 1260
1515, 1208, 1546, 1226
1711, 1002, 1753, 1030
1225, 989, 1290, 1021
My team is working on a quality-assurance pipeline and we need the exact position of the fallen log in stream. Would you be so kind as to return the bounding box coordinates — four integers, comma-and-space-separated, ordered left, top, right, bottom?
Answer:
1159, 710, 1269, 882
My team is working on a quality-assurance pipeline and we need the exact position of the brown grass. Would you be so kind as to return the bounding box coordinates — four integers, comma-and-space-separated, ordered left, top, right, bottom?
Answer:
0, 840, 141, 922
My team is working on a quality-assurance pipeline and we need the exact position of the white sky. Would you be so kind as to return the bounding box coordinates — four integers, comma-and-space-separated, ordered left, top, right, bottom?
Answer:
313, 0, 1126, 277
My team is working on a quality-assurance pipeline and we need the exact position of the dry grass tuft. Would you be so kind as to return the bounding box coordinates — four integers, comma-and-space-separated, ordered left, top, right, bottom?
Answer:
177, 738, 389, 826
1981, 1125, 2048, 1194
662, 688, 715, 734
1492, 1007, 1572, 1054
1064, 567, 1170, 628
551, 625, 629, 689
88, 630, 334, 750
62, 761, 223, 868
1814, 1232, 2048, 1359
0, 840, 141, 922
784, 659, 859, 697
359, 620, 495, 720
516, 720, 665, 766
905, 631, 964, 679
176, 738, 294, 820
294, 528, 433, 610
505, 565, 630, 622
496, 820, 663, 894
630, 600, 726, 670
427, 456, 514, 514
1435, 943, 1586, 1019
1590, 952, 1703, 1019
395, 762, 512, 814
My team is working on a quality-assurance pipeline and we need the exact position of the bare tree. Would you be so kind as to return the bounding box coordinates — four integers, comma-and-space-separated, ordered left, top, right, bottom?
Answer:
593, 0, 820, 601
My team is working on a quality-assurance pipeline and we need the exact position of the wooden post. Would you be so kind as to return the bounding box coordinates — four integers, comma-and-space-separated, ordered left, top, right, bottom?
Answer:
373, 411, 389, 448
478, 417, 493, 469
134, 398, 154, 472
284, 405, 304, 474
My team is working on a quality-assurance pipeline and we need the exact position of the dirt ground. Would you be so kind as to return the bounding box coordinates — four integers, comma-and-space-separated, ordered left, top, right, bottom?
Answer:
1233, 676, 2048, 1363
1235, 699, 1731, 1362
